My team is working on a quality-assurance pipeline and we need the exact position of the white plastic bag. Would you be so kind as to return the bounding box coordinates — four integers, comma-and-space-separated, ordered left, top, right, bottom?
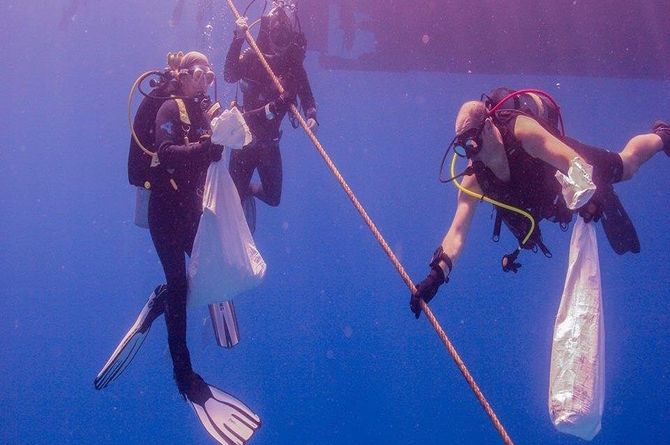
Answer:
187, 161, 266, 308
555, 157, 597, 210
210, 107, 252, 149
548, 217, 605, 440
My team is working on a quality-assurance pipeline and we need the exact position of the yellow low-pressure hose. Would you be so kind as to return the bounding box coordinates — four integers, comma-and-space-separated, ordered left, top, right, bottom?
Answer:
450, 154, 536, 246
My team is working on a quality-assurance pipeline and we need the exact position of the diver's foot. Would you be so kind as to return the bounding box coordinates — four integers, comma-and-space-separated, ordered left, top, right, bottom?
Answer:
183, 373, 213, 405
652, 120, 670, 156
175, 368, 202, 399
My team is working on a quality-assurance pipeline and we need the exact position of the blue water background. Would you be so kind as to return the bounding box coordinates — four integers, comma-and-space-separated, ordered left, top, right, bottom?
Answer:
2, 1, 669, 444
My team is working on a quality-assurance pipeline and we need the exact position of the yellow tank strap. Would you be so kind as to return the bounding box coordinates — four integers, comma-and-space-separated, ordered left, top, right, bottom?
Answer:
173, 98, 191, 126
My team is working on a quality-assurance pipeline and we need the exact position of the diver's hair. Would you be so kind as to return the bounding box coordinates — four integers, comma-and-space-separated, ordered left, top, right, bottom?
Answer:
455, 101, 487, 135
179, 51, 210, 70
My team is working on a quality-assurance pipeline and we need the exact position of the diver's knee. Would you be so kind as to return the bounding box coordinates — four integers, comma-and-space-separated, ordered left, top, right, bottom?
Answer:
266, 195, 281, 207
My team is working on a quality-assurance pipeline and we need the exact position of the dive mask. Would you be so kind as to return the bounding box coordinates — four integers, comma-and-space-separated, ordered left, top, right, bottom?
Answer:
450, 126, 484, 159
438, 126, 483, 183
182, 65, 216, 85
267, 0, 300, 53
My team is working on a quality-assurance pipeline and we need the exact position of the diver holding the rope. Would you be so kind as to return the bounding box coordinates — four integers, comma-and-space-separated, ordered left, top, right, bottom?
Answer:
410, 88, 670, 318
223, 0, 318, 232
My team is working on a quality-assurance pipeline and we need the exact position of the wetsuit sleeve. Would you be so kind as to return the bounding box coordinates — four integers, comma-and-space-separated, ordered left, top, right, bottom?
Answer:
223, 38, 247, 83
295, 65, 316, 115
155, 101, 210, 169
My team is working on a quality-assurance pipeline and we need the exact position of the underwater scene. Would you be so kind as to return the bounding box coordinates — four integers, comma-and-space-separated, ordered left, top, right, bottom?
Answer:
2, 1, 669, 444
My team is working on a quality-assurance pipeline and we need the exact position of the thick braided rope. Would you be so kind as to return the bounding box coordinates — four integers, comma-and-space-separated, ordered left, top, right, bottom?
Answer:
225, 2, 513, 443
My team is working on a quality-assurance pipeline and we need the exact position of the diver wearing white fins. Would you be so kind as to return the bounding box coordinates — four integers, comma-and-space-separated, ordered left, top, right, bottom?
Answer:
95, 50, 263, 445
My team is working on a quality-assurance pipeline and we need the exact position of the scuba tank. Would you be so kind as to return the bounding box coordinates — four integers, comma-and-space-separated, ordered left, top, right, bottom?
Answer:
483, 87, 564, 136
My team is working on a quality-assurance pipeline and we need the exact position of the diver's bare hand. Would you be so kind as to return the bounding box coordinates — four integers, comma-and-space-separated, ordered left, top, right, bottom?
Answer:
234, 17, 249, 39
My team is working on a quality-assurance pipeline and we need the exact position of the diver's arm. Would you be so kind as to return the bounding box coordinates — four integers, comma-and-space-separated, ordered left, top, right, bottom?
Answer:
154, 101, 213, 168
295, 65, 316, 116
410, 168, 481, 318
514, 114, 580, 174
439, 172, 481, 267
223, 38, 246, 83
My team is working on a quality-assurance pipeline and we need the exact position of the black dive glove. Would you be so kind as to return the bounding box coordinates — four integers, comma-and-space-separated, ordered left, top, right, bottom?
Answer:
579, 189, 605, 223
410, 246, 452, 319
199, 135, 223, 162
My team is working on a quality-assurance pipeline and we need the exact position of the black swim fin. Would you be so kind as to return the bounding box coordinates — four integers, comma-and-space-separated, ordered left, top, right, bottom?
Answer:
599, 187, 640, 255
186, 375, 261, 445
93, 284, 167, 390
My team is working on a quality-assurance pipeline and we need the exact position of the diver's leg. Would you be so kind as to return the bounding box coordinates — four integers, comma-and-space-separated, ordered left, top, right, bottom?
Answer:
149, 198, 194, 394
253, 141, 283, 207
230, 145, 260, 231
229, 145, 257, 199
618, 133, 665, 180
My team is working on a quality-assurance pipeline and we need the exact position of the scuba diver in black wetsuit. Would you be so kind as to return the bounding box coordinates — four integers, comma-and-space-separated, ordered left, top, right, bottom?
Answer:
223, 0, 318, 232
149, 51, 221, 397
409, 89, 670, 318
94, 51, 269, 445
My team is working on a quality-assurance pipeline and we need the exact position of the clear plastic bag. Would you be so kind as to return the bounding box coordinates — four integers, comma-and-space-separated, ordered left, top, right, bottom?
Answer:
548, 217, 605, 440
187, 161, 266, 308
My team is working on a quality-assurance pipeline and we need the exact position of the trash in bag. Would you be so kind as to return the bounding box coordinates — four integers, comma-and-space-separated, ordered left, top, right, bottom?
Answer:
210, 106, 252, 149
187, 161, 266, 308
548, 217, 605, 441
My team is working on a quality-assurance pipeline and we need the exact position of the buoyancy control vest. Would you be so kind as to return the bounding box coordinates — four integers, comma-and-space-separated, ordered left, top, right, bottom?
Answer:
127, 87, 206, 191
474, 110, 574, 257
127, 81, 187, 189
461, 88, 637, 267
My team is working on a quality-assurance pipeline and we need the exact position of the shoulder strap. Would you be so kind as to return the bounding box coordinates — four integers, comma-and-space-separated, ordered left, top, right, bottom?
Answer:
173, 98, 191, 126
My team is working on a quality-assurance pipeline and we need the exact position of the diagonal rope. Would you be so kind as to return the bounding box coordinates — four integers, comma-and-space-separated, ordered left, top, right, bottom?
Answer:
223, 2, 514, 443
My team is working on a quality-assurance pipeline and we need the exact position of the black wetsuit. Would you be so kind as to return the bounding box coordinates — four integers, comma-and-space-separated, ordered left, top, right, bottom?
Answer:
223, 37, 316, 208
150, 98, 213, 386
